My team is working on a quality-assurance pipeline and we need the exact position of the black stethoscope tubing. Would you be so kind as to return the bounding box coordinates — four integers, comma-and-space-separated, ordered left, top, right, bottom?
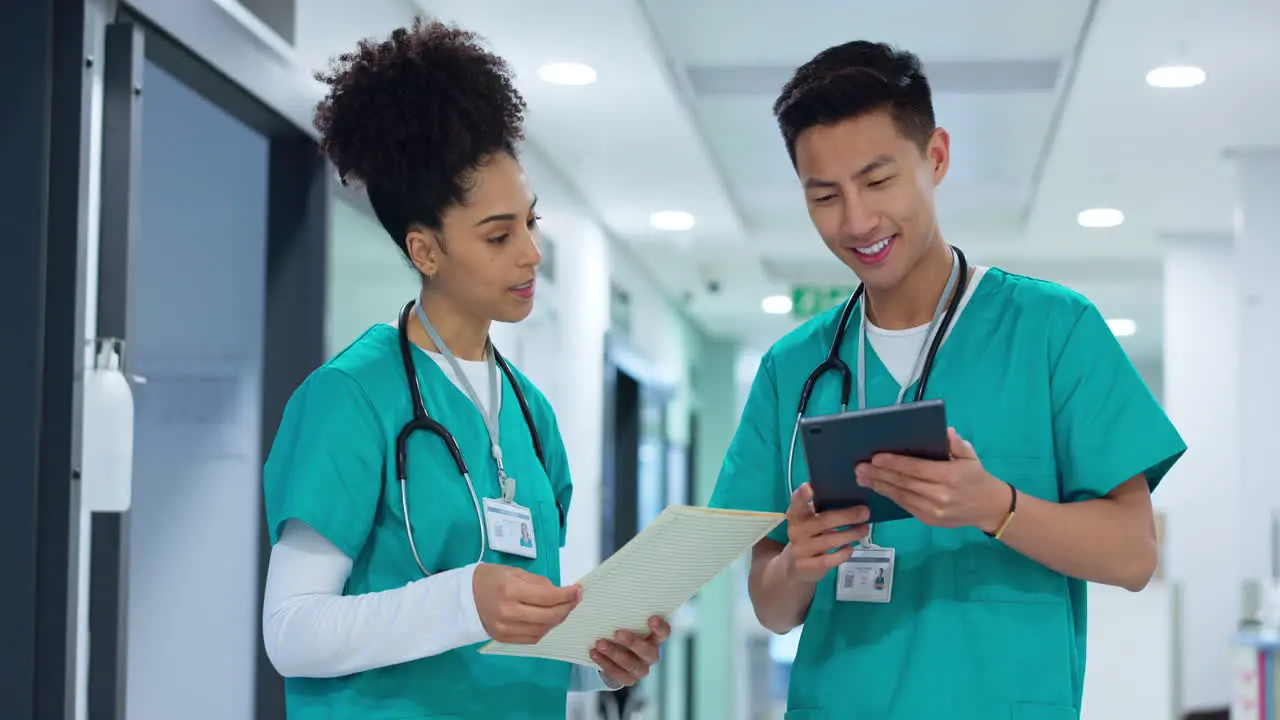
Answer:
394, 300, 562, 573
395, 300, 545, 481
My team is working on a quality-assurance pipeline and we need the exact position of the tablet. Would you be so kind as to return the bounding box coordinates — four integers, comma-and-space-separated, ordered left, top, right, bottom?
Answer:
798, 399, 949, 522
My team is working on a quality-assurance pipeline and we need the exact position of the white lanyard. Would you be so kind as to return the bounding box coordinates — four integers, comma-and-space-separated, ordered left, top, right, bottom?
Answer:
414, 303, 516, 502
854, 249, 960, 544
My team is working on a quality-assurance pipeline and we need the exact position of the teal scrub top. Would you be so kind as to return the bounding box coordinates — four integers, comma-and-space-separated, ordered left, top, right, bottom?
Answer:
263, 324, 575, 720
710, 269, 1186, 720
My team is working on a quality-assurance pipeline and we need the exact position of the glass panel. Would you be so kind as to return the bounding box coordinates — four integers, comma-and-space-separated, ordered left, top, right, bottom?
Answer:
636, 387, 668, 531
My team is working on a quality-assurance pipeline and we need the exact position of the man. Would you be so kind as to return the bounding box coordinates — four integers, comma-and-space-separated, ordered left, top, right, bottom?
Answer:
709, 41, 1184, 719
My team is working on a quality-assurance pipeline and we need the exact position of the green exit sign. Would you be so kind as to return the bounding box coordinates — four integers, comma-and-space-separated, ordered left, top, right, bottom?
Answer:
791, 285, 855, 319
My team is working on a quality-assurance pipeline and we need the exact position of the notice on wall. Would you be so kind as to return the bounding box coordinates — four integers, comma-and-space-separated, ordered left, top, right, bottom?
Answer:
131, 360, 260, 460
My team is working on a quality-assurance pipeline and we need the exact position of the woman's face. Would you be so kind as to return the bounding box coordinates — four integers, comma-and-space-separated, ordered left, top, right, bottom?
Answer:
406, 153, 542, 324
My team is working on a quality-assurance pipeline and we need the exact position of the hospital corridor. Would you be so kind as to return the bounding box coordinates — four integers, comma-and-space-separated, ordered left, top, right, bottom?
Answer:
4, 1, 1279, 719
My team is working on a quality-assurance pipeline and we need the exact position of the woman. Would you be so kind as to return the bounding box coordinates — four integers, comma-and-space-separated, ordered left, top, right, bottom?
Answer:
260, 18, 669, 719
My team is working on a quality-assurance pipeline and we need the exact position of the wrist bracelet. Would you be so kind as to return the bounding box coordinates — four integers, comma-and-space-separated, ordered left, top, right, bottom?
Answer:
983, 482, 1017, 540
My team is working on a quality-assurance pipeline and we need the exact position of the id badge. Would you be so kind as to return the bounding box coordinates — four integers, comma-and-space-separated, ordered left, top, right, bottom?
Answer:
482, 497, 537, 559
836, 544, 895, 603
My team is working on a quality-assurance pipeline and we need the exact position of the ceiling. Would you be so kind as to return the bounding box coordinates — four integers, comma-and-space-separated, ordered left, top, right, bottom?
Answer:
288, 0, 1280, 365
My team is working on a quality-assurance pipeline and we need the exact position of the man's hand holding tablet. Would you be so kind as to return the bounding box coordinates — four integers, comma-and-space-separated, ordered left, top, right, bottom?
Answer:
780, 483, 871, 584
799, 400, 951, 523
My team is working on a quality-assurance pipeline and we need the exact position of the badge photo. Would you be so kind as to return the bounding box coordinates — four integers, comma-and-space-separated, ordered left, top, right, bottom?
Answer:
836, 545, 895, 603
483, 497, 537, 559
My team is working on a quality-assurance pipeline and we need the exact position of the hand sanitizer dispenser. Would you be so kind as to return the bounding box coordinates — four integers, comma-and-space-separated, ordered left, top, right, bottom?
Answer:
81, 338, 135, 513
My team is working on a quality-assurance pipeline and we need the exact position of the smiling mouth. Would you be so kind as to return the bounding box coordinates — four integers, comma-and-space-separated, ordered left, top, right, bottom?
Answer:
853, 236, 892, 255
847, 235, 896, 265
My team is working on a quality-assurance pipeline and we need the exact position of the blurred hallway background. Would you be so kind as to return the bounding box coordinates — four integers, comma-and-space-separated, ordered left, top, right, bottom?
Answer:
4, 0, 1280, 718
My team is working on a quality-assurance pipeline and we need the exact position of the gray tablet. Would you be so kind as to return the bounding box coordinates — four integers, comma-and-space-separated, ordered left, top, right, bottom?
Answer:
798, 399, 950, 522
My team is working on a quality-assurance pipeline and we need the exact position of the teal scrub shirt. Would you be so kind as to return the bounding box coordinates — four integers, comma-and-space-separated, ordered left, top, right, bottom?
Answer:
710, 269, 1186, 720
263, 324, 574, 720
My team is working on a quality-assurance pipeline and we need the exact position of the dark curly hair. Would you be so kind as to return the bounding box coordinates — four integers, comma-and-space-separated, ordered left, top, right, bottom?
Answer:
313, 17, 527, 256
773, 41, 935, 164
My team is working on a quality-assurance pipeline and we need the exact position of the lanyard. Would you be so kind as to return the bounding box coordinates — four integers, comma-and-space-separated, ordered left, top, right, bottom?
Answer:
855, 248, 960, 411
414, 303, 516, 502
854, 250, 959, 546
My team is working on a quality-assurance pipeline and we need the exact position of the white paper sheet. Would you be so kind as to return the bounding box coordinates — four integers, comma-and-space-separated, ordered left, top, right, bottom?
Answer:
478, 505, 784, 666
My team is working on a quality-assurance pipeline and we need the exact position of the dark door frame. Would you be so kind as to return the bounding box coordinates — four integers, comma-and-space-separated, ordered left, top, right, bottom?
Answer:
599, 331, 676, 557
0, 0, 94, 716
85, 6, 329, 719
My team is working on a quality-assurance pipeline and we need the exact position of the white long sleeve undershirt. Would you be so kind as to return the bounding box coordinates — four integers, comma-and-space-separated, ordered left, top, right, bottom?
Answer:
262, 521, 612, 692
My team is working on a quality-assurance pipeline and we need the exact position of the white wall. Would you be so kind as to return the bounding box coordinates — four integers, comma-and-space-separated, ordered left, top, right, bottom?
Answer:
326, 199, 419, 351
1081, 584, 1179, 720
125, 60, 270, 720
1160, 236, 1240, 712
608, 249, 700, 446
1132, 359, 1164, 406
1233, 152, 1280, 594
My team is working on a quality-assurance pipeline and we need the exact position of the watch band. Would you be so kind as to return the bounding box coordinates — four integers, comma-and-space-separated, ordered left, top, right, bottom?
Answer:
984, 482, 1018, 540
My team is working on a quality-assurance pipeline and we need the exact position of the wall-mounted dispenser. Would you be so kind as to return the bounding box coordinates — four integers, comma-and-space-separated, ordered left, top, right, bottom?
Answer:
81, 337, 136, 513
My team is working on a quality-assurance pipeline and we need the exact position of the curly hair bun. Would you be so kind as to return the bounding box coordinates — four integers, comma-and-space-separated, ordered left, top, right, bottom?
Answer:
313, 17, 527, 236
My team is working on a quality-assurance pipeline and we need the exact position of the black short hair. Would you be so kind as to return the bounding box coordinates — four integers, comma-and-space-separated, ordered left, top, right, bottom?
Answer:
313, 17, 527, 254
773, 41, 935, 164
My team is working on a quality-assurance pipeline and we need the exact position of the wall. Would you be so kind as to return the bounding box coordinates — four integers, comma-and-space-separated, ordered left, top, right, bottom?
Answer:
240, 0, 296, 43
325, 198, 419, 352
608, 248, 700, 447
686, 336, 742, 720
1161, 237, 1241, 712
1132, 358, 1165, 406
125, 60, 270, 720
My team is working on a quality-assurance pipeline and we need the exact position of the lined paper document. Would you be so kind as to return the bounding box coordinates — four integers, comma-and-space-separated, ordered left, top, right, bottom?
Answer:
478, 505, 783, 666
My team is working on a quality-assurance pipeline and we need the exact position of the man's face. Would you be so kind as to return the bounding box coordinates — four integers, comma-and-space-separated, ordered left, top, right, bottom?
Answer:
793, 109, 950, 293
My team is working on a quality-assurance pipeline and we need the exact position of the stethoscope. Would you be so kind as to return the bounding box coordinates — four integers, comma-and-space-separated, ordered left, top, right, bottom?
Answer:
395, 299, 561, 576
785, 246, 970, 496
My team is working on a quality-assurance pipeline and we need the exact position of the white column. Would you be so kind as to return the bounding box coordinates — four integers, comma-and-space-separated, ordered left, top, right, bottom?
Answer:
1159, 231, 1240, 712
1229, 147, 1280, 585
1159, 147, 1280, 712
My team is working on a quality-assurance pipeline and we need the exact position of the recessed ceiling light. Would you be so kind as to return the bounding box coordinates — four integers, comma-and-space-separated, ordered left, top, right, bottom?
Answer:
761, 295, 793, 315
1077, 208, 1125, 228
537, 62, 597, 86
649, 210, 695, 231
1107, 318, 1138, 337
1145, 65, 1206, 89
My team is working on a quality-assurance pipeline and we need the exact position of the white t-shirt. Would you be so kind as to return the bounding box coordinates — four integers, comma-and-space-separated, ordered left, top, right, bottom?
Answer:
261, 343, 611, 692
865, 267, 987, 386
